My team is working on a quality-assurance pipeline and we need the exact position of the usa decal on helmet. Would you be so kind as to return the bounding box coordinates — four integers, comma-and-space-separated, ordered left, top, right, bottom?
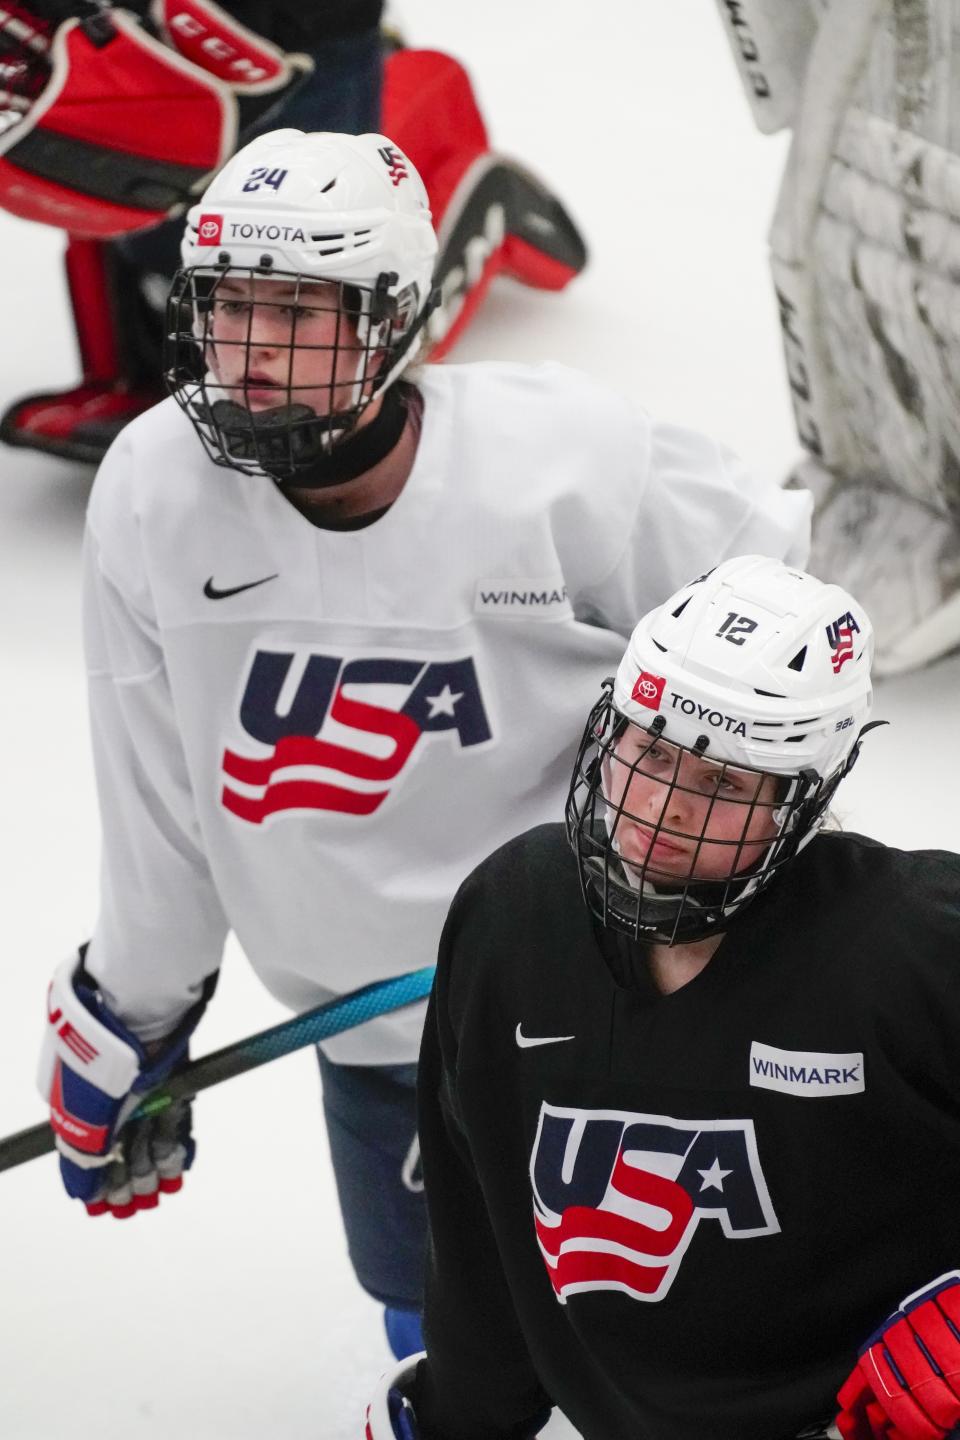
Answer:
826, 611, 861, 673
377, 145, 409, 186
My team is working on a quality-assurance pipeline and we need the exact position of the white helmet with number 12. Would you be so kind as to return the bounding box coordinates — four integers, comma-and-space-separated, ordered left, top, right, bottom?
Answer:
567, 555, 877, 944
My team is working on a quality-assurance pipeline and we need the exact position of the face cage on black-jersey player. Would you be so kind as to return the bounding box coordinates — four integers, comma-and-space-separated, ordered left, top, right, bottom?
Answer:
164, 265, 420, 479
564, 683, 835, 946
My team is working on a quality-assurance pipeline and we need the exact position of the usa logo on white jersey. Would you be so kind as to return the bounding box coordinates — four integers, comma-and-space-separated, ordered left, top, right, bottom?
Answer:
222, 646, 493, 824
530, 1103, 779, 1304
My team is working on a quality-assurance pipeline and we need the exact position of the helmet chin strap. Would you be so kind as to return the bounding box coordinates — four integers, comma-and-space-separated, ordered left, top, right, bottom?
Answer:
189, 375, 412, 485
272, 378, 412, 488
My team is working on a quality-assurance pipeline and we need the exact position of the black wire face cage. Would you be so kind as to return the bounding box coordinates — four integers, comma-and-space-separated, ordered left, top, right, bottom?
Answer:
164, 265, 425, 479
565, 682, 839, 946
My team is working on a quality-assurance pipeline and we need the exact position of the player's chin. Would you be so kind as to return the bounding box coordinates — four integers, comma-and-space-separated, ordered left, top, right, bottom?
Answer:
619, 829, 694, 880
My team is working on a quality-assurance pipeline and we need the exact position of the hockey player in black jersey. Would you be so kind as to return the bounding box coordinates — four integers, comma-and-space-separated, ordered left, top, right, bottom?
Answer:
365, 554, 960, 1440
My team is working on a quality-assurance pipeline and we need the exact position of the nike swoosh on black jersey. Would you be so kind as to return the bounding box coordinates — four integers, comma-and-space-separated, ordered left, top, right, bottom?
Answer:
515, 1024, 575, 1049
203, 573, 278, 600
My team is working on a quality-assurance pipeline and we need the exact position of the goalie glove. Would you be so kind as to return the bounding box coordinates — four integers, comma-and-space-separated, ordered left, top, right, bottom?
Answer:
836, 1272, 960, 1440
0, 0, 311, 236
38, 948, 214, 1218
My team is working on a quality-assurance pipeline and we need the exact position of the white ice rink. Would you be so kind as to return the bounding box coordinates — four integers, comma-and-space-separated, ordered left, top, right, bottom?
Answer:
1, 4, 958, 1438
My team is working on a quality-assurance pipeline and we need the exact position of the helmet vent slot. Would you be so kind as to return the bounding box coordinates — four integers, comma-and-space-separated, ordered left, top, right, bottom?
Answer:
671, 598, 691, 618
651, 639, 667, 653
754, 688, 786, 698
320, 179, 336, 194
787, 646, 807, 671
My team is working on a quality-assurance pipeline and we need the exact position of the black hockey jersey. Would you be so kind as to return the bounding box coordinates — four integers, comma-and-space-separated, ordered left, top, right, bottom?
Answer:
413, 825, 960, 1440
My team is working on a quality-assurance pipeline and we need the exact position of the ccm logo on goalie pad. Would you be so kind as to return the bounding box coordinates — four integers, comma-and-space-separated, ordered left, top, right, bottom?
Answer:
530, 1103, 779, 1304
222, 647, 493, 824
163, 0, 289, 88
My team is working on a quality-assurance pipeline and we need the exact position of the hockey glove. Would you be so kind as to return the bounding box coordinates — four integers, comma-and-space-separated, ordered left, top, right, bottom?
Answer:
38, 949, 212, 1218
836, 1273, 960, 1440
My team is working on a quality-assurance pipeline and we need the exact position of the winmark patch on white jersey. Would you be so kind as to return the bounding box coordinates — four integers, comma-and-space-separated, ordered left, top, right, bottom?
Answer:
749, 1041, 865, 1098
474, 578, 571, 615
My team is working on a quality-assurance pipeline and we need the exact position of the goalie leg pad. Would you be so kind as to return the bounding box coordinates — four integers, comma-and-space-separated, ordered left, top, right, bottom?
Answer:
0, 234, 164, 463
382, 48, 587, 358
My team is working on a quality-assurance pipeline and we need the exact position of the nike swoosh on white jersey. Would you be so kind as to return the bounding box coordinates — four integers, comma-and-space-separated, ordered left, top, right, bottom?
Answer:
515, 1024, 575, 1049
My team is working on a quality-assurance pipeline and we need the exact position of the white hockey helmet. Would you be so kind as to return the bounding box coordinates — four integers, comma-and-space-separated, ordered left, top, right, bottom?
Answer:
165, 129, 439, 476
566, 556, 876, 944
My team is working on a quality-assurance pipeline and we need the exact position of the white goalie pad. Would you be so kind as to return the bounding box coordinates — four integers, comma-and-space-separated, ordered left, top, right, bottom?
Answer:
712, 0, 823, 133
765, 0, 960, 672
790, 458, 960, 675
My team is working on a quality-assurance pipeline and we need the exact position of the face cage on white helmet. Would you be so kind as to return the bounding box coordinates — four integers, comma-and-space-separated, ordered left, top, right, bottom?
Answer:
564, 682, 861, 947
163, 263, 436, 479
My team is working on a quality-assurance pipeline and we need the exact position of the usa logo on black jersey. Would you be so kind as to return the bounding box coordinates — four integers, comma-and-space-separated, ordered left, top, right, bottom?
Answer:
530, 1103, 779, 1303
222, 647, 493, 824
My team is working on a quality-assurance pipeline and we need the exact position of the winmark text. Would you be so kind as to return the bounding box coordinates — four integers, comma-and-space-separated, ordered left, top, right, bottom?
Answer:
479, 589, 568, 606
749, 1041, 865, 1098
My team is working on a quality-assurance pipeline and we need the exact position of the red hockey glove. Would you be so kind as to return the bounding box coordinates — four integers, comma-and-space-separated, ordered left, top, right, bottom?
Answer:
38, 949, 212, 1218
837, 1273, 960, 1440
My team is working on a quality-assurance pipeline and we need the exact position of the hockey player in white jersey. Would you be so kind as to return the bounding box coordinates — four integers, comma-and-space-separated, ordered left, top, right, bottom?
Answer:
37, 126, 811, 1361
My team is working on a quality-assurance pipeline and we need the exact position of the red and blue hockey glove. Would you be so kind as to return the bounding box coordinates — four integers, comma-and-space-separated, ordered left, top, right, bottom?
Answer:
38, 949, 212, 1218
837, 1272, 960, 1440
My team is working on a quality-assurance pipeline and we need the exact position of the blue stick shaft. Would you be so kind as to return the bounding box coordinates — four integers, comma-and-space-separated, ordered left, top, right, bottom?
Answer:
0, 966, 435, 1173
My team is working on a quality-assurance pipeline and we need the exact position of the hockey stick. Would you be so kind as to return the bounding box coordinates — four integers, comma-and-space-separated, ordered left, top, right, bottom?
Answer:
0, 965, 436, 1174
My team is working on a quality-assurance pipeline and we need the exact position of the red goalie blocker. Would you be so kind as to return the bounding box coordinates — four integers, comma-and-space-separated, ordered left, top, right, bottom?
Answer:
0, 0, 311, 237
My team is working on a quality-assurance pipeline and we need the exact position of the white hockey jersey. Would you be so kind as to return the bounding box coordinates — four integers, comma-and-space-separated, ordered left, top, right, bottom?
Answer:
83, 361, 811, 1063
